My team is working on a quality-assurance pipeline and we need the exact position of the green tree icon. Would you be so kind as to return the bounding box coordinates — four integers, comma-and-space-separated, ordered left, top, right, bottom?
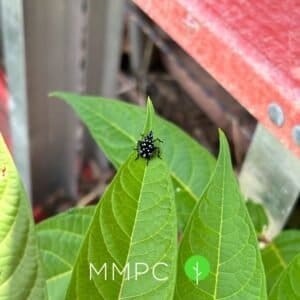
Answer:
184, 255, 210, 284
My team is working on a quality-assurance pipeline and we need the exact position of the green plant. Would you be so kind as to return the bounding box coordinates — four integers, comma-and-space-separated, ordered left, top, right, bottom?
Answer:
246, 200, 269, 236
0, 93, 299, 299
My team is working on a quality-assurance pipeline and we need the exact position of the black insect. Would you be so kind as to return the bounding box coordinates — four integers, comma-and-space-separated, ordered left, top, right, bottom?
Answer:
135, 130, 163, 164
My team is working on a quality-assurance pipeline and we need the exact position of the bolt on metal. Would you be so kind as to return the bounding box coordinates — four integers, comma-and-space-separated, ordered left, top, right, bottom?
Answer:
268, 103, 285, 127
292, 125, 300, 146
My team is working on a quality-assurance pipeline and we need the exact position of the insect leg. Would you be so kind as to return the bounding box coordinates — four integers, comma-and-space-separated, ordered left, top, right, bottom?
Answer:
154, 138, 163, 143
153, 146, 162, 159
157, 147, 162, 159
135, 147, 140, 160
134, 141, 141, 151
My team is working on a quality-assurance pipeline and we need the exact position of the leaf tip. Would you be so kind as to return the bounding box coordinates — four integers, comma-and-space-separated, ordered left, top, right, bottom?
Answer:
146, 97, 155, 114
48, 91, 76, 102
218, 128, 225, 139
218, 128, 228, 149
143, 97, 155, 134
217, 128, 233, 165
48, 91, 63, 99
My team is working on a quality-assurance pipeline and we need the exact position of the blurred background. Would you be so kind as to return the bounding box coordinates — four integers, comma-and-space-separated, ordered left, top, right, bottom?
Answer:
0, 0, 298, 229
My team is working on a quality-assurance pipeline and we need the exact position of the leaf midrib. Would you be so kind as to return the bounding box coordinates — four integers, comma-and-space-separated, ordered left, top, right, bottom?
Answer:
42, 249, 73, 269
117, 161, 147, 299
47, 270, 70, 283
270, 243, 288, 269
213, 150, 226, 300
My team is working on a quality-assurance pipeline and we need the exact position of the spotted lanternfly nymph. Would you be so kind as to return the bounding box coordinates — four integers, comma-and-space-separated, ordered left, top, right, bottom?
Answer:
134, 130, 163, 164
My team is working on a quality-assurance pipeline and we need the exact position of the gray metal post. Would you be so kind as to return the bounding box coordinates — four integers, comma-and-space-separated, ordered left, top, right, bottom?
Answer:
239, 124, 300, 238
0, 0, 31, 196
22, 0, 85, 201
86, 0, 125, 97
84, 0, 125, 167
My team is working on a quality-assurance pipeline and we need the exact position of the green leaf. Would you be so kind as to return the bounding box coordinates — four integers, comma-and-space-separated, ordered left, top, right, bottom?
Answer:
143, 97, 154, 134
37, 99, 154, 300
51, 92, 216, 232
246, 200, 269, 235
0, 135, 47, 299
269, 253, 300, 300
36, 206, 94, 300
262, 230, 300, 293
66, 154, 177, 299
175, 131, 267, 299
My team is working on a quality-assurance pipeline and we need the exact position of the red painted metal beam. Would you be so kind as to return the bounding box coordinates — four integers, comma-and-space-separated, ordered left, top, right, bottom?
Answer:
133, 0, 300, 158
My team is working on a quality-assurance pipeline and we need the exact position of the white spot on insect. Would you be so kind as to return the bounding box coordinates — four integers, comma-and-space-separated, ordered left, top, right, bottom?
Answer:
176, 187, 181, 193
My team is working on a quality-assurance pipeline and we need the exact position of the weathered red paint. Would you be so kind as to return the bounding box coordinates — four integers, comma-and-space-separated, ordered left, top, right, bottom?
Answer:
134, 0, 300, 157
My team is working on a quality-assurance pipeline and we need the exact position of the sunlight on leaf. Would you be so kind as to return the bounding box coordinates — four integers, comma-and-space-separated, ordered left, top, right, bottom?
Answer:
0, 135, 47, 299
